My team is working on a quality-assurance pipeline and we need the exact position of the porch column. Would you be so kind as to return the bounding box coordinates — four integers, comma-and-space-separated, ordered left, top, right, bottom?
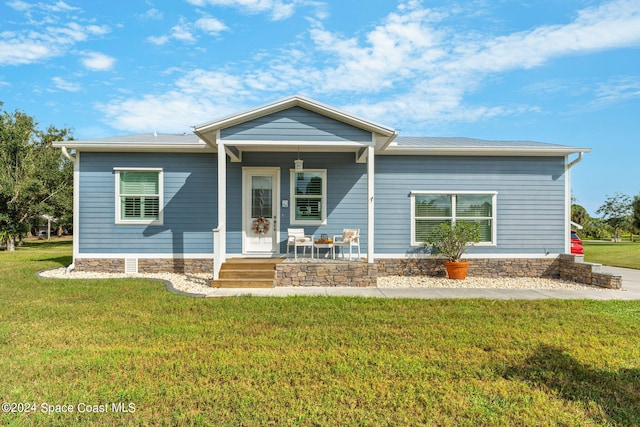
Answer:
367, 145, 375, 263
215, 139, 227, 278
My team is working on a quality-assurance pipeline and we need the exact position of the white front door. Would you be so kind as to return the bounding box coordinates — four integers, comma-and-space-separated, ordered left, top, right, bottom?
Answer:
243, 168, 280, 254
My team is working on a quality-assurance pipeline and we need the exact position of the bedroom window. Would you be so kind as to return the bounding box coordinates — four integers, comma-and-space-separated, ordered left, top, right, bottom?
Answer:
115, 168, 163, 225
411, 192, 496, 246
290, 170, 326, 225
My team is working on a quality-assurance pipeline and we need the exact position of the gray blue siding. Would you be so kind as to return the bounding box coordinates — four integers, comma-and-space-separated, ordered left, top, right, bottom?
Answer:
375, 155, 567, 255
78, 152, 217, 254
77, 151, 567, 258
226, 152, 368, 254
221, 107, 372, 142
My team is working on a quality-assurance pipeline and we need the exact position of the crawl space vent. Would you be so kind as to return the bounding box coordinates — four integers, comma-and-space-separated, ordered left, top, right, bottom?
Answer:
124, 258, 138, 274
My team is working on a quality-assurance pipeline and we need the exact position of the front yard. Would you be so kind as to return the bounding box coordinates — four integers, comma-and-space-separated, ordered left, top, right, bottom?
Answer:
583, 240, 640, 269
1, 239, 639, 426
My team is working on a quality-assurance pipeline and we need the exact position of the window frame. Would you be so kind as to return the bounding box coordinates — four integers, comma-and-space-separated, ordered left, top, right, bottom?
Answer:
410, 191, 497, 247
289, 169, 327, 226
114, 168, 164, 226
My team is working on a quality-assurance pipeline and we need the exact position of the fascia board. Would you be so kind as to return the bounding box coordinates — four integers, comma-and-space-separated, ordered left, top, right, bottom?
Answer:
53, 142, 216, 152
379, 146, 592, 156
194, 95, 397, 138
223, 139, 373, 148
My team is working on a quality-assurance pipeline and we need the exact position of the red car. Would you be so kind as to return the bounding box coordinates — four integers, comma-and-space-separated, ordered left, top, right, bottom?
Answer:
571, 230, 584, 255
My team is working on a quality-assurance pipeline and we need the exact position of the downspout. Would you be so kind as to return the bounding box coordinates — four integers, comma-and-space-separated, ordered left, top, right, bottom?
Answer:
61, 147, 76, 273
566, 151, 584, 170
61, 146, 75, 163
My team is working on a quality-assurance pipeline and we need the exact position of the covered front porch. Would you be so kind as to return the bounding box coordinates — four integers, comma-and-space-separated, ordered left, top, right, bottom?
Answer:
192, 96, 398, 279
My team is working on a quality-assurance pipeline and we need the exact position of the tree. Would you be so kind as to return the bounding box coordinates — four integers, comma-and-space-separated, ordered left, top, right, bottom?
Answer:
0, 106, 73, 251
632, 195, 640, 241
596, 193, 632, 242
571, 204, 588, 229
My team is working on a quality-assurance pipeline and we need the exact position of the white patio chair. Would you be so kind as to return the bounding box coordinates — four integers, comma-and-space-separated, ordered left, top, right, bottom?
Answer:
286, 228, 314, 259
333, 229, 360, 260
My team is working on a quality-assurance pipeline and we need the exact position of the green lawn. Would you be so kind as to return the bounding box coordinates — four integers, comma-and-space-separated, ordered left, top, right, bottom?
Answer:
583, 241, 640, 269
2, 239, 640, 426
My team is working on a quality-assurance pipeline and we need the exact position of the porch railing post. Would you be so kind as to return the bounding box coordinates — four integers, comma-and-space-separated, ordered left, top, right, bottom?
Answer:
213, 226, 223, 280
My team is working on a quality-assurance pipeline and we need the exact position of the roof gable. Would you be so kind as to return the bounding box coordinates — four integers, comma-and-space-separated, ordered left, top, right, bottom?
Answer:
193, 95, 397, 147
220, 106, 373, 143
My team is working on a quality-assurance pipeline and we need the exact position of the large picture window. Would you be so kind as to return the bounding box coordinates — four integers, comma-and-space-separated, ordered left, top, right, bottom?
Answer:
115, 168, 163, 225
411, 192, 496, 246
290, 170, 326, 225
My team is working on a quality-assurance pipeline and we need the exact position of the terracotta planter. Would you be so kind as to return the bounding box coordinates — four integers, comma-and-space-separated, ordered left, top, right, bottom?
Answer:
444, 261, 470, 280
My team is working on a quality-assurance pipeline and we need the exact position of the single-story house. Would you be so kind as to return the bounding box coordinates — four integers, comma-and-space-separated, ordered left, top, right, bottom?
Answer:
54, 95, 598, 285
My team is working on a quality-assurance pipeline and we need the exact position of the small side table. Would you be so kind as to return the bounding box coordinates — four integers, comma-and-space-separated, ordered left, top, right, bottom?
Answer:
314, 243, 335, 259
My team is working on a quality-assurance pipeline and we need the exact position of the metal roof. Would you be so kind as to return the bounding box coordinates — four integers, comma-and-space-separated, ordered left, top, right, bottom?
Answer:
394, 136, 571, 149
66, 133, 202, 144
52, 133, 214, 152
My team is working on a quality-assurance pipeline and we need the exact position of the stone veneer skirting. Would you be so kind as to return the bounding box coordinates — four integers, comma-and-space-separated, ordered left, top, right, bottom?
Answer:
75, 255, 622, 290
276, 255, 621, 289
276, 262, 378, 287
75, 258, 212, 274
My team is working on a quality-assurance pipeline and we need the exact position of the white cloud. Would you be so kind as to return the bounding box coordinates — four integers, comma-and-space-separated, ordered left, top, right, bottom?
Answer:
592, 76, 640, 106
7, 1, 31, 12
0, 20, 111, 66
0, 38, 57, 65
185, 0, 297, 21
52, 76, 82, 92
147, 35, 170, 46
140, 8, 164, 20
97, 92, 240, 133
81, 52, 116, 71
43, 1, 79, 12
147, 15, 228, 45
101, 0, 640, 132
195, 17, 228, 35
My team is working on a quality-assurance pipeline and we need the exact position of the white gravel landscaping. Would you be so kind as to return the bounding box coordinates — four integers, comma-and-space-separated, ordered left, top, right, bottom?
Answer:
377, 276, 605, 290
39, 267, 610, 295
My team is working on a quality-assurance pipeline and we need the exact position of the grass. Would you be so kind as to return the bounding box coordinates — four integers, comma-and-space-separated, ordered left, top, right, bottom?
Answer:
1, 239, 640, 426
583, 240, 640, 269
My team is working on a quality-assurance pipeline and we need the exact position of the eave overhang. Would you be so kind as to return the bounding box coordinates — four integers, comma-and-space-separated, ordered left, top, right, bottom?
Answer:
379, 146, 592, 156
52, 137, 215, 153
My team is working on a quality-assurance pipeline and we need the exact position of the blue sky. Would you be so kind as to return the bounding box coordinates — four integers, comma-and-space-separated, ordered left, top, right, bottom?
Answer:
1, 0, 639, 215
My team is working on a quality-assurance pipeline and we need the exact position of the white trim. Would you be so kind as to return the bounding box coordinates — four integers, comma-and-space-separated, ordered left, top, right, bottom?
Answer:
410, 190, 499, 196
114, 168, 164, 226
374, 253, 561, 259
220, 140, 374, 148
194, 95, 396, 139
367, 145, 375, 263
564, 154, 571, 254
217, 138, 227, 266
76, 253, 215, 259
289, 169, 327, 226
382, 146, 591, 157
54, 143, 215, 152
242, 167, 281, 254
73, 152, 80, 263
410, 191, 498, 246
113, 167, 163, 172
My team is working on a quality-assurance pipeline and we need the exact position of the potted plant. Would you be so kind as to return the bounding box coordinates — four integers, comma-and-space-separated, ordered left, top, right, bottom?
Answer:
425, 221, 482, 280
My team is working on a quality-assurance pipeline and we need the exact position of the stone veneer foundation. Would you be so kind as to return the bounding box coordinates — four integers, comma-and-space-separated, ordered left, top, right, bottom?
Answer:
75, 258, 212, 274
276, 255, 621, 289
75, 255, 622, 290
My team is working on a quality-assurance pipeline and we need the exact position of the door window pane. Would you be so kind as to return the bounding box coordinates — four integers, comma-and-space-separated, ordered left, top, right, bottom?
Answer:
252, 176, 273, 218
